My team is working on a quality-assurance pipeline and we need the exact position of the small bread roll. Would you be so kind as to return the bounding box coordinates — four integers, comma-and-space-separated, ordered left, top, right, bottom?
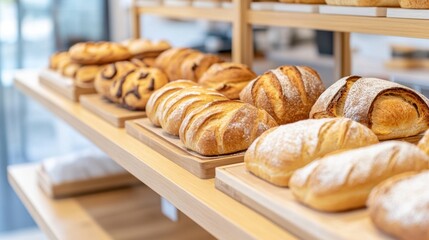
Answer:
158, 86, 228, 136
180, 52, 223, 82
367, 171, 429, 240
245, 118, 378, 187
122, 38, 171, 58
69, 42, 132, 65
240, 65, 325, 124
49, 51, 69, 70
290, 141, 429, 212
179, 100, 278, 156
74, 65, 104, 87
154, 48, 198, 81
199, 62, 257, 99
146, 80, 198, 127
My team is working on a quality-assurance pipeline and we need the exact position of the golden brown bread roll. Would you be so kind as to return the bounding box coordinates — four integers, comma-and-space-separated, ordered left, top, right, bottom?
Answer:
240, 65, 325, 125
49, 51, 69, 70
245, 118, 378, 187
74, 65, 104, 87
180, 52, 223, 82
122, 38, 171, 58
199, 62, 257, 99
179, 100, 278, 156
94, 59, 148, 101
310, 76, 429, 140
154, 48, 199, 81
146, 80, 198, 127
290, 141, 429, 212
69, 42, 132, 65
110, 67, 168, 110
367, 171, 429, 240
159, 86, 228, 136
154, 48, 185, 72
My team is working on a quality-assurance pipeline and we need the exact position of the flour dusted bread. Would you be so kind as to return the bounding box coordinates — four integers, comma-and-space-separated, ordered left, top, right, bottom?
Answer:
159, 87, 228, 136
122, 38, 171, 58
245, 118, 378, 187
200, 63, 257, 99
400, 0, 429, 8
69, 42, 132, 65
146, 80, 198, 127
110, 67, 168, 109
310, 76, 429, 140
325, 0, 399, 6
180, 52, 223, 82
290, 141, 429, 212
240, 65, 325, 125
179, 100, 278, 156
367, 171, 429, 240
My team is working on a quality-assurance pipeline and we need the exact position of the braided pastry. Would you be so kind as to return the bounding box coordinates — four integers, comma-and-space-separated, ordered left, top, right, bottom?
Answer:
69, 42, 132, 65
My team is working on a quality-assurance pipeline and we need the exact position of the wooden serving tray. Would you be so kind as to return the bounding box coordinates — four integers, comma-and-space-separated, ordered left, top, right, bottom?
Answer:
125, 118, 245, 179
37, 165, 141, 199
215, 163, 392, 240
80, 94, 146, 128
38, 69, 96, 102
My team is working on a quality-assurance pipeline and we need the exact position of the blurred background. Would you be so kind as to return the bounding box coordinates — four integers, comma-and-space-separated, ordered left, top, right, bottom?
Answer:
1, 0, 429, 238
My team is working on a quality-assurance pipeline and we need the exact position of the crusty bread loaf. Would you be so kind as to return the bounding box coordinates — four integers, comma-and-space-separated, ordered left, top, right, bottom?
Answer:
154, 48, 198, 81
179, 100, 278, 156
180, 52, 223, 82
122, 38, 171, 58
110, 67, 168, 110
418, 129, 429, 155
310, 76, 429, 140
367, 171, 429, 240
399, 0, 429, 8
49, 51, 69, 70
245, 118, 378, 187
240, 65, 325, 125
69, 42, 132, 65
199, 62, 257, 99
94, 59, 148, 101
74, 65, 104, 87
290, 141, 429, 212
325, 0, 399, 6
154, 48, 185, 72
146, 80, 198, 127
57, 58, 80, 78
159, 87, 228, 136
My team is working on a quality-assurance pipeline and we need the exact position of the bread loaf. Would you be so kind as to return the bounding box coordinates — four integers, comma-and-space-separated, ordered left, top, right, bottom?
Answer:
57, 58, 80, 78
367, 171, 429, 240
240, 65, 325, 125
310, 76, 429, 140
325, 0, 399, 6
49, 52, 69, 70
180, 52, 223, 82
245, 118, 378, 187
159, 87, 228, 136
146, 80, 198, 127
290, 141, 429, 212
399, 0, 429, 8
154, 48, 198, 81
179, 100, 278, 156
199, 63, 257, 99
110, 67, 168, 110
74, 65, 104, 87
122, 38, 171, 58
69, 42, 132, 65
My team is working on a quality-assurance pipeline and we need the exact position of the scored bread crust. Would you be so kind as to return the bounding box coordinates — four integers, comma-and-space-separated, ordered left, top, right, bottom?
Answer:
367, 171, 429, 240
69, 42, 132, 65
245, 118, 379, 187
290, 141, 429, 212
240, 65, 325, 125
146, 80, 198, 127
179, 100, 278, 156
180, 52, 223, 82
310, 76, 429, 140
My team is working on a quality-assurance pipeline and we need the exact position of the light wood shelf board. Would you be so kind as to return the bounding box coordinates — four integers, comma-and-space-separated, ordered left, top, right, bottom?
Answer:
137, 6, 234, 22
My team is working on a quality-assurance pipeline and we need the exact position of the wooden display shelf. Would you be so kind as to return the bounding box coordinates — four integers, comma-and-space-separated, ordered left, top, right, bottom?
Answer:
8, 164, 214, 240
136, 6, 234, 22
14, 70, 296, 240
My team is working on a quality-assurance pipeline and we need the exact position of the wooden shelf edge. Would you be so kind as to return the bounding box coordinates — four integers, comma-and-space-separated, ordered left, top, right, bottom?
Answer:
137, 6, 234, 22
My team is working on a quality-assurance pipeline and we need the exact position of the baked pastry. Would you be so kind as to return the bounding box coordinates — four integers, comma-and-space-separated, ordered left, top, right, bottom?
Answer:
367, 171, 429, 240
155, 48, 185, 72
154, 48, 199, 80
290, 141, 429, 212
199, 63, 257, 99
49, 51, 69, 70
399, 0, 429, 8
310, 76, 429, 140
74, 65, 104, 87
69, 42, 132, 65
146, 80, 198, 127
58, 59, 80, 78
325, 0, 399, 6
418, 129, 429, 155
240, 65, 325, 125
245, 118, 378, 187
158, 86, 228, 136
122, 38, 171, 58
94, 59, 148, 101
110, 67, 169, 110
179, 100, 278, 156
180, 52, 223, 82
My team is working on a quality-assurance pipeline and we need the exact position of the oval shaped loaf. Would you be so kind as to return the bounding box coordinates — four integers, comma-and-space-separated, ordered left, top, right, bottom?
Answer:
95, 59, 149, 101
240, 65, 325, 124
179, 100, 278, 156
199, 62, 257, 99
154, 48, 198, 81
122, 38, 171, 58
310, 76, 429, 140
367, 171, 429, 240
75, 65, 104, 87
245, 118, 379, 187
290, 141, 429, 212
69, 42, 132, 65
49, 51, 69, 70
180, 52, 223, 82
110, 67, 168, 110
158, 87, 228, 136
146, 80, 198, 127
